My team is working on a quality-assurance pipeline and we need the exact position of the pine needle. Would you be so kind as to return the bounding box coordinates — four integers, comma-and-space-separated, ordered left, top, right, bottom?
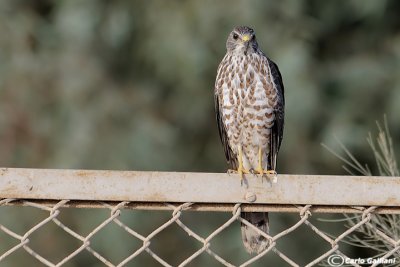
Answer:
322, 116, 400, 258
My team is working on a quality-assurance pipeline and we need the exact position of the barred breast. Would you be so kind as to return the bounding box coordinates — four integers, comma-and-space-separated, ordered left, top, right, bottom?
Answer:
215, 52, 279, 171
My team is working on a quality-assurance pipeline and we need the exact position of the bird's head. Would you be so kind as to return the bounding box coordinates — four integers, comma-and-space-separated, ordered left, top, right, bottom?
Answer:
226, 26, 258, 55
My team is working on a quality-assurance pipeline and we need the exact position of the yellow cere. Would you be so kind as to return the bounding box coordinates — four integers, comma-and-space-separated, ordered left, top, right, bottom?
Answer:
242, 34, 251, 42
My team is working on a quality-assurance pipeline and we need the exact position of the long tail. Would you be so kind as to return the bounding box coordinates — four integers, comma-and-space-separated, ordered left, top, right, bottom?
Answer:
240, 212, 269, 254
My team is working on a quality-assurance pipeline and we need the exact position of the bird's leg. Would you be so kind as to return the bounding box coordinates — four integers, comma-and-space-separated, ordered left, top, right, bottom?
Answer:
227, 146, 250, 182
255, 147, 264, 175
237, 145, 250, 181
256, 147, 277, 180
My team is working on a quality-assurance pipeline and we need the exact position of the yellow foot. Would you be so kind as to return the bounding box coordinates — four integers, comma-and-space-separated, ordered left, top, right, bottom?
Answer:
238, 166, 250, 180
255, 147, 278, 183
255, 168, 278, 183
227, 168, 250, 181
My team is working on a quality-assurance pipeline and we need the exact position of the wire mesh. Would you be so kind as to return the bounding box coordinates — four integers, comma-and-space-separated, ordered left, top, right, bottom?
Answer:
1, 198, 399, 267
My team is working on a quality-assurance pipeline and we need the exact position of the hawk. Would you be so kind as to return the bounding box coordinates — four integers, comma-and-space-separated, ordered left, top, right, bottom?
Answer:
214, 26, 285, 254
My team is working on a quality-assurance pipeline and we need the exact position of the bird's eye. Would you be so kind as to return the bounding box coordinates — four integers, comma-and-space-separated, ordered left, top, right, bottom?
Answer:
233, 33, 239, 40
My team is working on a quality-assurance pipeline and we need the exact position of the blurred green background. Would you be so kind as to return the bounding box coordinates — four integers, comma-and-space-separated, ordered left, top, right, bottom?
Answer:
1, 0, 400, 266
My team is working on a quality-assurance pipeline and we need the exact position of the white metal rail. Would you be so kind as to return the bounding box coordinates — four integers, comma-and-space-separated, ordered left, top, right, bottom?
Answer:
1, 168, 400, 267
1, 168, 400, 212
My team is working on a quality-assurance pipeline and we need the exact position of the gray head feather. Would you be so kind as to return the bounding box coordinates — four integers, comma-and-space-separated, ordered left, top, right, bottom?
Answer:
226, 26, 259, 55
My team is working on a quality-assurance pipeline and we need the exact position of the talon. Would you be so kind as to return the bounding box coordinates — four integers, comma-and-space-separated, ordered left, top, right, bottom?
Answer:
237, 165, 250, 180
249, 168, 258, 176
227, 169, 236, 174
264, 170, 277, 176
255, 168, 276, 176
265, 170, 278, 183
227, 168, 250, 176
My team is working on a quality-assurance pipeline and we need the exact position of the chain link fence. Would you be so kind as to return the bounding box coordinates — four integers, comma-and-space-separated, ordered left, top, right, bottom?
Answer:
1, 198, 399, 267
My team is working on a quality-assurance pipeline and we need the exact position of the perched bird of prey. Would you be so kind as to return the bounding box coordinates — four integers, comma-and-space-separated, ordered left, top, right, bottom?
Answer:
214, 26, 285, 254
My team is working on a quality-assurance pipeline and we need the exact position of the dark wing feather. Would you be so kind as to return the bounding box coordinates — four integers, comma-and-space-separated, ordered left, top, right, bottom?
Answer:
267, 59, 285, 170
214, 93, 238, 169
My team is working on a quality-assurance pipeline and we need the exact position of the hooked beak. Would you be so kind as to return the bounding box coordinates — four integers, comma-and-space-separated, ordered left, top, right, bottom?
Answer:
242, 34, 251, 55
